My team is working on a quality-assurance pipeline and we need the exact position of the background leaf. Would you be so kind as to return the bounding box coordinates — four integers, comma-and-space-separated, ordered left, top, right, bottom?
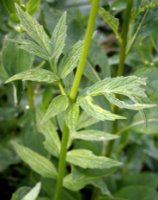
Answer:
22, 182, 41, 200
99, 7, 122, 43
13, 142, 57, 179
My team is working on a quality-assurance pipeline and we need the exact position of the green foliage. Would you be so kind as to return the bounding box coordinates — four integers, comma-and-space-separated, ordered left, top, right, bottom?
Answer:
41, 95, 69, 123
78, 96, 125, 121
66, 149, 122, 169
6, 68, 59, 83
0, 0, 158, 200
71, 130, 119, 141
99, 7, 122, 43
13, 142, 57, 179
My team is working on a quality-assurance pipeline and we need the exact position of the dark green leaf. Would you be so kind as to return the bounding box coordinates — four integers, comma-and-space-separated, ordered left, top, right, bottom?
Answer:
115, 186, 158, 200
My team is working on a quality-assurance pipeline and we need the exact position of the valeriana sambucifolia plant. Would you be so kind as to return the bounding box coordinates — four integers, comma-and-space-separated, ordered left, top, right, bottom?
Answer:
3, 0, 158, 199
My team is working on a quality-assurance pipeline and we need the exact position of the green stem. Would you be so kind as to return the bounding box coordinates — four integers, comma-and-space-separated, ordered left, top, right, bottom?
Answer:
27, 81, 34, 109
117, 0, 133, 76
48, 60, 66, 95
69, 0, 99, 101
106, 0, 133, 156
126, 9, 148, 55
54, 2, 99, 200
54, 124, 69, 200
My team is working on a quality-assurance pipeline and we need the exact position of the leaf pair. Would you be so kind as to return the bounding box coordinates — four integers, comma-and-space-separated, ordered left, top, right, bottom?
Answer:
15, 4, 66, 62
77, 76, 155, 122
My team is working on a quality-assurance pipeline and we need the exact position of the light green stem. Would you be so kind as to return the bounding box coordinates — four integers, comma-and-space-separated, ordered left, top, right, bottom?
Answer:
27, 81, 34, 109
106, 0, 133, 156
54, 1, 99, 200
69, 0, 99, 101
54, 124, 69, 200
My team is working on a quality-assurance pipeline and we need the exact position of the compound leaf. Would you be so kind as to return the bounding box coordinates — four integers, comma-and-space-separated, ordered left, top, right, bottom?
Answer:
83, 76, 147, 98
15, 4, 50, 54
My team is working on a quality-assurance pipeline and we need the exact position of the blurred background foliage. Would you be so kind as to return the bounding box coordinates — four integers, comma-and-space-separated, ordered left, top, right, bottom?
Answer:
0, 0, 158, 199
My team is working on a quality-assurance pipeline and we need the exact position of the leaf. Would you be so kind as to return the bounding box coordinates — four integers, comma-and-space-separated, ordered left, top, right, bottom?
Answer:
11, 187, 31, 200
131, 107, 158, 134
105, 93, 155, 110
59, 40, 83, 79
99, 7, 122, 43
5, 68, 59, 83
12, 142, 57, 179
22, 182, 41, 200
64, 165, 119, 195
50, 12, 67, 63
78, 96, 125, 121
36, 110, 61, 157
115, 186, 158, 200
97, 197, 125, 200
120, 172, 158, 190
82, 76, 147, 98
2, 36, 34, 76
77, 111, 99, 130
26, 0, 41, 14
64, 174, 111, 196
15, 4, 50, 54
72, 130, 119, 141
132, 2, 158, 19
65, 103, 80, 132
66, 149, 122, 169
41, 95, 69, 123
18, 39, 50, 60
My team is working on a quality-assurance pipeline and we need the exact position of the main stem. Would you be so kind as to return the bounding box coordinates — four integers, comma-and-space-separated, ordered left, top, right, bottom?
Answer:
106, 0, 133, 156
54, 1, 99, 200
69, 0, 99, 101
